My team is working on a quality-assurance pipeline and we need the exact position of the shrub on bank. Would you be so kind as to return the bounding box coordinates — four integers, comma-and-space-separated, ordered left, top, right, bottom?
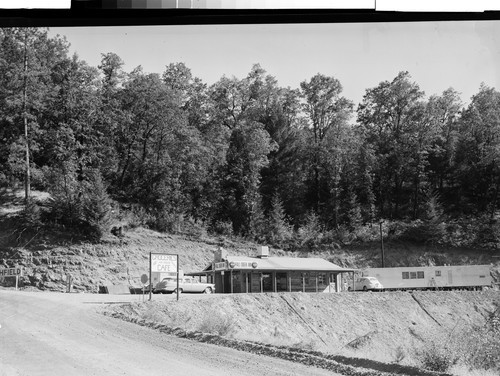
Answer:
416, 338, 458, 372
416, 315, 500, 374
196, 309, 236, 336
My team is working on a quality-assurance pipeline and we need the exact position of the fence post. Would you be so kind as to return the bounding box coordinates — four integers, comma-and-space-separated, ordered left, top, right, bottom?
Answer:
66, 274, 72, 293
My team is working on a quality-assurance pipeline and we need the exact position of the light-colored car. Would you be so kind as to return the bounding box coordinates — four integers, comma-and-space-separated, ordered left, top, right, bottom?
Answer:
351, 276, 384, 291
153, 277, 215, 294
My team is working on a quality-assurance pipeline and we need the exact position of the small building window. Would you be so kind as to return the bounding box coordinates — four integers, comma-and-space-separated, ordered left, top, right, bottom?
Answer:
435, 270, 441, 277
417, 271, 424, 279
402, 272, 409, 279
410, 272, 417, 279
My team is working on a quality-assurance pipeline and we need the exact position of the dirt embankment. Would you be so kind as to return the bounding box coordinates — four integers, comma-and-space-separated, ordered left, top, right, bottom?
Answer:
5, 228, 500, 293
105, 291, 500, 374
1, 228, 263, 292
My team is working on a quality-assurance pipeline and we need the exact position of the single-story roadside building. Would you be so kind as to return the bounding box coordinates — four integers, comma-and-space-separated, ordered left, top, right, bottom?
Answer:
188, 246, 356, 293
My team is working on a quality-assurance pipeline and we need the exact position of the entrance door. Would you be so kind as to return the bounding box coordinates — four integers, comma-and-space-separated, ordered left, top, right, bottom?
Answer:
276, 272, 287, 292
223, 272, 232, 293
251, 272, 261, 292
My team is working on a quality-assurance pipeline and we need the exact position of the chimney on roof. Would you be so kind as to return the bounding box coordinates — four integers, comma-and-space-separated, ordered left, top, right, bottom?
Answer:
258, 246, 269, 258
214, 246, 228, 262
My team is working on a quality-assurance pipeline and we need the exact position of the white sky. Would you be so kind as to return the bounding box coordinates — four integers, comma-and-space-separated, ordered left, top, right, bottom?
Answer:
50, 21, 500, 107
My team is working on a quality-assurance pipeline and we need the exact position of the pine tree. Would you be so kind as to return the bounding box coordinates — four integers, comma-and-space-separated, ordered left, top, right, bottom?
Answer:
82, 170, 112, 240
45, 163, 83, 228
422, 192, 446, 244
296, 211, 323, 251
267, 192, 292, 247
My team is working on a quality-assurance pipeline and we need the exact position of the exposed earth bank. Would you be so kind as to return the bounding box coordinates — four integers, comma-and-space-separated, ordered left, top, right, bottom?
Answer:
104, 290, 500, 375
4, 226, 500, 293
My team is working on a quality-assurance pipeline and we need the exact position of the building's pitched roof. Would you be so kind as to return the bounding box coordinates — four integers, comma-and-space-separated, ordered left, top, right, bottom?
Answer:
226, 256, 355, 272
189, 256, 356, 274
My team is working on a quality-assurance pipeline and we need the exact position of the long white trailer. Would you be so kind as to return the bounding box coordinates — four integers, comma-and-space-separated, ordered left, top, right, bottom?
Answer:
361, 265, 492, 290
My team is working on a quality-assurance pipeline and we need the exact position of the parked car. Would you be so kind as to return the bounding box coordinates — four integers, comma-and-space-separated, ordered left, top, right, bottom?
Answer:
153, 277, 215, 294
350, 276, 384, 291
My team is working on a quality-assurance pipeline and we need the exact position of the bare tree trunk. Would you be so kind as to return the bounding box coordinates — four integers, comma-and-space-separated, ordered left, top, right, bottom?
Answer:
413, 175, 420, 220
314, 165, 320, 213
23, 30, 30, 203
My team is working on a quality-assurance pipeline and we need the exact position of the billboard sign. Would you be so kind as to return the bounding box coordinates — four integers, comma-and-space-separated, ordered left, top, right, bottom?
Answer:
151, 254, 178, 273
149, 253, 179, 301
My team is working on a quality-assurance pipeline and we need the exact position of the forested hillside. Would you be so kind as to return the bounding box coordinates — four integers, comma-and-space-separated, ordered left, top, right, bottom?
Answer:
2, 27, 500, 252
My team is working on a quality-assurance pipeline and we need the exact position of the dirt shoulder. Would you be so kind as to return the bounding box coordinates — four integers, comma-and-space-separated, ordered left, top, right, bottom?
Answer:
104, 290, 500, 375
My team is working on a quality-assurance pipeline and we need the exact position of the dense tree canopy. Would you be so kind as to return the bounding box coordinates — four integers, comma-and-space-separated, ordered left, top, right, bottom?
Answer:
2, 27, 500, 245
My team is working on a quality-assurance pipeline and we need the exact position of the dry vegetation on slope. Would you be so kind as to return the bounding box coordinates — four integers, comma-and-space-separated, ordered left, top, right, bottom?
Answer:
104, 291, 500, 376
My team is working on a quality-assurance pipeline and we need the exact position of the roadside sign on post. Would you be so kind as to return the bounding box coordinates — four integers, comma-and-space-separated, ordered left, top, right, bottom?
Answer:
140, 274, 148, 302
151, 254, 177, 273
0, 267, 23, 291
0, 267, 23, 277
149, 253, 179, 301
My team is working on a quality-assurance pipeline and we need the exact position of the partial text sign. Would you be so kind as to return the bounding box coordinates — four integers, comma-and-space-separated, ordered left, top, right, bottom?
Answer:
0, 267, 23, 277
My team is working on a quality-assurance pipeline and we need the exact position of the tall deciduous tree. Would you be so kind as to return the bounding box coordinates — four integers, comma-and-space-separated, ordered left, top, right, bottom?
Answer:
222, 120, 276, 234
260, 87, 307, 224
352, 140, 376, 222
425, 88, 462, 212
44, 55, 102, 181
300, 73, 353, 224
115, 71, 182, 202
455, 84, 500, 215
357, 71, 425, 218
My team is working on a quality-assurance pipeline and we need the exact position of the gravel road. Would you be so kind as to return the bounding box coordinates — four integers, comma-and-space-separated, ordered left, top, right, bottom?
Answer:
0, 290, 341, 376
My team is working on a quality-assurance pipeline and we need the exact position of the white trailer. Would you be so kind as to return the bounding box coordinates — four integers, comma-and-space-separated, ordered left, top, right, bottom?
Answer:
361, 265, 492, 291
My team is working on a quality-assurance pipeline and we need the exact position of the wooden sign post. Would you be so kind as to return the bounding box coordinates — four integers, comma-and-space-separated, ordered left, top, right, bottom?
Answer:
141, 274, 148, 302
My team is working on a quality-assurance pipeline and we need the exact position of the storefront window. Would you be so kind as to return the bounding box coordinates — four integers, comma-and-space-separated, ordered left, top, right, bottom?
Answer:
276, 272, 287, 292
262, 273, 273, 292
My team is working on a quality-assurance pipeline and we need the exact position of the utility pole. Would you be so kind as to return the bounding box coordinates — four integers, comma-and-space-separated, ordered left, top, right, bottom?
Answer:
380, 221, 385, 268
